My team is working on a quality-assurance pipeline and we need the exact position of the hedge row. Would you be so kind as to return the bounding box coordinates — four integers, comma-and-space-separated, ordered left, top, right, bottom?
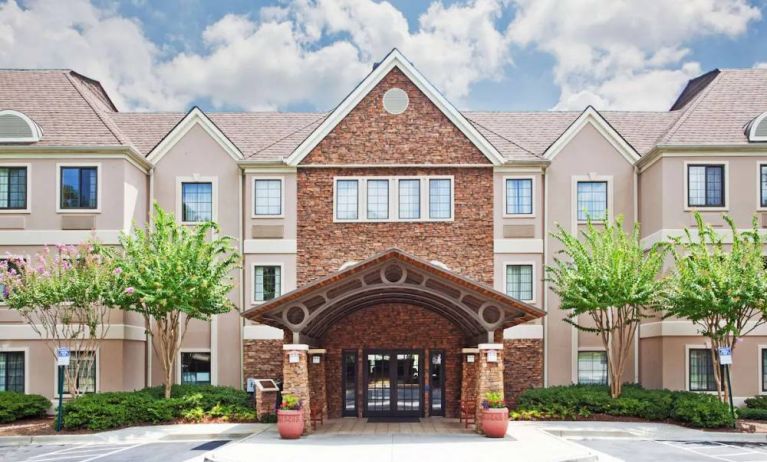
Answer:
514, 384, 734, 428
62, 385, 258, 431
0, 392, 50, 423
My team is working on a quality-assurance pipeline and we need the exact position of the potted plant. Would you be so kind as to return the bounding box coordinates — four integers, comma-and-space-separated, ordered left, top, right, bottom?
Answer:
481, 391, 509, 438
277, 394, 304, 439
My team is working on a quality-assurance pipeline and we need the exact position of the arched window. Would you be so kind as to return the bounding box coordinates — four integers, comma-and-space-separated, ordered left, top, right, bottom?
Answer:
0, 110, 42, 143
747, 112, 767, 142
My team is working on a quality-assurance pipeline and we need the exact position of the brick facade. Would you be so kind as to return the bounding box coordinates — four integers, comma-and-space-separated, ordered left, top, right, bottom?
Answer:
243, 339, 283, 383
503, 339, 544, 405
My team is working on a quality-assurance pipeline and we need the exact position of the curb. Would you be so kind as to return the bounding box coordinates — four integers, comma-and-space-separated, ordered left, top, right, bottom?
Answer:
0, 427, 270, 447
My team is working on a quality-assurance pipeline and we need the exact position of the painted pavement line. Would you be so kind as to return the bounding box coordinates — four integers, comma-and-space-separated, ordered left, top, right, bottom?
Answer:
78, 443, 145, 462
657, 441, 767, 462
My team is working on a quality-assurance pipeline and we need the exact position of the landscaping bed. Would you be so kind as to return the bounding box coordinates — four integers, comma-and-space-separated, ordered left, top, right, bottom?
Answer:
512, 384, 735, 429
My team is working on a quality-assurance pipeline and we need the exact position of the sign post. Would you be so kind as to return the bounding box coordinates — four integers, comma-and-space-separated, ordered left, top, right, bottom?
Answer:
718, 346, 735, 427
55, 347, 70, 432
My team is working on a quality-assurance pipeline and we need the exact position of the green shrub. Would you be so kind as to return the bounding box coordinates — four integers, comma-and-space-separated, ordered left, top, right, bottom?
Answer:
0, 392, 50, 423
744, 395, 767, 409
738, 407, 767, 420
515, 384, 734, 428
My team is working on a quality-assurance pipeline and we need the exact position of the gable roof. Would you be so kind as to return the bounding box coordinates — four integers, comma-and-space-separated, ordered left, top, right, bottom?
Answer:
284, 49, 506, 166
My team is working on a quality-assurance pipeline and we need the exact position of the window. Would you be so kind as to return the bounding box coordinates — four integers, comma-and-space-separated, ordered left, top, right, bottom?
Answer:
336, 180, 359, 220
578, 351, 608, 385
254, 179, 282, 216
254, 265, 281, 302
762, 349, 767, 392
343, 351, 357, 416
0, 352, 24, 392
0, 167, 27, 210
60, 351, 96, 395
689, 348, 717, 392
760, 165, 767, 208
429, 179, 451, 219
688, 165, 724, 207
506, 265, 533, 301
60, 166, 97, 210
367, 180, 389, 220
506, 178, 533, 215
181, 182, 212, 222
181, 351, 211, 385
398, 179, 420, 219
576, 181, 607, 221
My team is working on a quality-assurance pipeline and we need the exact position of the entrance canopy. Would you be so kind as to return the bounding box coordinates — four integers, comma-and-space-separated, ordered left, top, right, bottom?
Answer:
242, 248, 545, 345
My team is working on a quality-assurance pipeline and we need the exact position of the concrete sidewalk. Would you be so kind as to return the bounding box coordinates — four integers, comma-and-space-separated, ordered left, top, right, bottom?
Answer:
0, 423, 270, 447
204, 423, 598, 462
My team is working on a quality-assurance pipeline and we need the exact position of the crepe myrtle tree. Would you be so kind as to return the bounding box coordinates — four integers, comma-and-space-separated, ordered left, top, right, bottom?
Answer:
114, 204, 239, 399
547, 216, 667, 398
0, 242, 124, 398
665, 213, 767, 402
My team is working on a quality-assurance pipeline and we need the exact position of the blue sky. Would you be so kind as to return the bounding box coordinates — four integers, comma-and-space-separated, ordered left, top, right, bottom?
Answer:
2, 0, 767, 112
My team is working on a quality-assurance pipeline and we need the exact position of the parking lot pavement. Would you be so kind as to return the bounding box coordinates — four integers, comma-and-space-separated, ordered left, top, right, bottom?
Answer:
0, 440, 231, 462
579, 439, 767, 462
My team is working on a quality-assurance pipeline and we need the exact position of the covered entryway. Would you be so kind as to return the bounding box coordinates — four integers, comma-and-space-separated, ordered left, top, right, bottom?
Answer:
242, 249, 545, 430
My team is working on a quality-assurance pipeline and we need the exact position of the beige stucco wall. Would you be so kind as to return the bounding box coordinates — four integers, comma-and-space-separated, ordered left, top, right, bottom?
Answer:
493, 171, 544, 239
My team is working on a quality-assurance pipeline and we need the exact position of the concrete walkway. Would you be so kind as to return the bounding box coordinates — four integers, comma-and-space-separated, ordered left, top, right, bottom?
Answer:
204, 421, 597, 462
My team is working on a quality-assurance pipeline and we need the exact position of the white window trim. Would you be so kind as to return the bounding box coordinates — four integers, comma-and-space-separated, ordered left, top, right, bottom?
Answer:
252, 177, 285, 219
749, 112, 767, 142
683, 161, 729, 212
759, 344, 767, 395
251, 262, 284, 305
503, 262, 536, 303
757, 162, 767, 211
0, 347, 28, 393
571, 174, 613, 231
175, 175, 218, 225
503, 175, 536, 218
56, 162, 102, 214
53, 348, 99, 398
576, 347, 609, 385
177, 348, 214, 386
332, 175, 454, 223
684, 344, 718, 394
0, 163, 31, 214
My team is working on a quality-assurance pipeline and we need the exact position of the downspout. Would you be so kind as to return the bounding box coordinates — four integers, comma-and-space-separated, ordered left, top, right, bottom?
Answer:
239, 167, 245, 389
633, 164, 640, 384
542, 165, 549, 388
145, 166, 155, 388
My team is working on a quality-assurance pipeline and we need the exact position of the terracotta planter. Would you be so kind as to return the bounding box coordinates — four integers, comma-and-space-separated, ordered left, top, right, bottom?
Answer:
277, 409, 304, 439
481, 408, 509, 438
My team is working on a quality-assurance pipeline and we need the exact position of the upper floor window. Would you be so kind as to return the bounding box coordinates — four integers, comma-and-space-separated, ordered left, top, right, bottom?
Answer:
762, 348, 767, 392
505, 178, 533, 215
60, 166, 97, 210
181, 182, 213, 222
253, 265, 281, 303
334, 176, 452, 222
687, 164, 724, 208
254, 179, 282, 217
0, 167, 27, 210
506, 264, 533, 301
760, 165, 767, 208
0, 110, 42, 143
576, 181, 607, 222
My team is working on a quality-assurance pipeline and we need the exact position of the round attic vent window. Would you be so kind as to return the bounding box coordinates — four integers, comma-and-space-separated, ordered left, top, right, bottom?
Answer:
383, 88, 409, 115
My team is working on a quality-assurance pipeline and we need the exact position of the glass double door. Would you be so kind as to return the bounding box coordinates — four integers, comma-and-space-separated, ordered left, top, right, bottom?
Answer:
364, 350, 422, 417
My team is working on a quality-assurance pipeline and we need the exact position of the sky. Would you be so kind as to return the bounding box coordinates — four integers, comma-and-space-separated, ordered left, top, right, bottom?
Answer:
0, 0, 766, 113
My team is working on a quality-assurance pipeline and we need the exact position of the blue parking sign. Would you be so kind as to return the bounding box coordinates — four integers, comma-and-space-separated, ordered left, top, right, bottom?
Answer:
56, 347, 70, 366
718, 347, 732, 365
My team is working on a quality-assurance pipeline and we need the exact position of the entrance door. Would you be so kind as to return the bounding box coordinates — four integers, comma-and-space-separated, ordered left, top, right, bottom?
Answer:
364, 350, 422, 417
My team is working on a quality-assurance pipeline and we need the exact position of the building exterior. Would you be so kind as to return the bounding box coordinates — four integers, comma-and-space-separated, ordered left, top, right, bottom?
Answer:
1, 50, 767, 415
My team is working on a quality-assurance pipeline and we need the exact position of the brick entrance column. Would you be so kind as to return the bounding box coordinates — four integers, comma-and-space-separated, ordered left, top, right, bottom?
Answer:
460, 348, 479, 410
282, 344, 312, 433
308, 349, 327, 423
475, 343, 504, 434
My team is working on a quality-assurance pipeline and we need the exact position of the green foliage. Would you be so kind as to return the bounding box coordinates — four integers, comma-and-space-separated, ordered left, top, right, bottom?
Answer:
744, 395, 767, 409
516, 384, 734, 428
62, 386, 256, 431
0, 392, 50, 423
738, 407, 767, 420
482, 391, 506, 409
279, 393, 302, 410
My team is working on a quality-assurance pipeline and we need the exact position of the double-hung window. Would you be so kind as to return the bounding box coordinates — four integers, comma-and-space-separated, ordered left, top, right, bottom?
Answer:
181, 351, 211, 385
60, 166, 97, 210
59, 351, 96, 395
687, 164, 725, 208
334, 177, 452, 222
428, 179, 451, 219
688, 348, 717, 392
366, 180, 389, 220
505, 264, 533, 301
0, 167, 27, 210
335, 180, 359, 220
253, 265, 281, 302
254, 179, 282, 216
762, 349, 767, 393
760, 165, 767, 208
398, 179, 420, 219
181, 182, 213, 222
576, 181, 607, 222
506, 178, 533, 215
0, 351, 24, 393
577, 351, 608, 385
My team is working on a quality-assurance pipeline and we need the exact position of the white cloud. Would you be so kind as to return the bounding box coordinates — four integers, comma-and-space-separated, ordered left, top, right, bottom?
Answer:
507, 0, 762, 110
756, 62, 767, 69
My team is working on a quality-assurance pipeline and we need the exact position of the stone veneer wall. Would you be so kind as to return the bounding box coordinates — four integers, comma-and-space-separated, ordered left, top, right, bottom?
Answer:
503, 339, 544, 405
243, 339, 284, 384
320, 303, 465, 419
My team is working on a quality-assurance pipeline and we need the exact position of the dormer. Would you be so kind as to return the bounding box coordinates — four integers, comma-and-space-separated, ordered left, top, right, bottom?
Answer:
747, 112, 767, 142
0, 110, 43, 143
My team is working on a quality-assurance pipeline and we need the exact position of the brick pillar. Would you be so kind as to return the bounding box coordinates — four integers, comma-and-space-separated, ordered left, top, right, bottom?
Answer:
475, 343, 504, 434
255, 386, 278, 419
308, 349, 327, 421
460, 348, 479, 408
282, 344, 312, 433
